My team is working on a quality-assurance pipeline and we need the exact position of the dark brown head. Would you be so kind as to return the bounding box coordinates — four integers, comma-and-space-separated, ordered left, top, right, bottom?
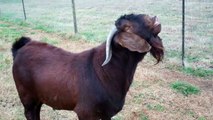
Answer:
102, 14, 164, 66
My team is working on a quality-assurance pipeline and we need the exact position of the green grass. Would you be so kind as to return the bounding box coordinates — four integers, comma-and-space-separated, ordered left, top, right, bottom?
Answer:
0, 16, 29, 27
0, 21, 28, 54
0, 53, 11, 70
146, 104, 165, 112
139, 112, 149, 120
133, 93, 145, 104
170, 81, 200, 96
210, 61, 213, 65
0, 24, 25, 42
17, 21, 29, 27
33, 23, 55, 33
186, 55, 200, 62
185, 110, 196, 118
40, 37, 59, 45
166, 50, 180, 58
166, 64, 213, 79
0, 17, 56, 33
182, 67, 213, 78
198, 116, 206, 120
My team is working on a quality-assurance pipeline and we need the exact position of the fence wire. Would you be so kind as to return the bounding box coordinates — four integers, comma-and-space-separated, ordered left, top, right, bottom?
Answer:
0, 0, 212, 69
185, 0, 213, 68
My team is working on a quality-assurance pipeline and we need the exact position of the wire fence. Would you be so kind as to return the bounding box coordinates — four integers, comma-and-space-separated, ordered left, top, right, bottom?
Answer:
0, 0, 212, 69
184, 0, 213, 68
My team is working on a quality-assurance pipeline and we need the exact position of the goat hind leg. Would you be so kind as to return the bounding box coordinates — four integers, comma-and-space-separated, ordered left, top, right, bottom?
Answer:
23, 101, 42, 120
24, 102, 42, 120
20, 94, 42, 120
16, 83, 42, 120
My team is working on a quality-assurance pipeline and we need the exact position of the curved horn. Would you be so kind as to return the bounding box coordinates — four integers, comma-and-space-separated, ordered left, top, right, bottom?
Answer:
153, 16, 160, 27
102, 26, 117, 66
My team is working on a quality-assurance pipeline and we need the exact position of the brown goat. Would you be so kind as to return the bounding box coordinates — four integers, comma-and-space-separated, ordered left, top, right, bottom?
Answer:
11, 14, 164, 120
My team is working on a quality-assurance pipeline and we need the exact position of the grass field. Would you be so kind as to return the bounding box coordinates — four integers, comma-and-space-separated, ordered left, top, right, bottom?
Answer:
0, 0, 213, 120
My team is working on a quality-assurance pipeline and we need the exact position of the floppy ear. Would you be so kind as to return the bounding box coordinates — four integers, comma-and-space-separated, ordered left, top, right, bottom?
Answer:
115, 19, 133, 32
117, 32, 151, 53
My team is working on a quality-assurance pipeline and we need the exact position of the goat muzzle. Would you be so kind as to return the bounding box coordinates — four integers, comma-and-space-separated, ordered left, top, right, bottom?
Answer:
149, 36, 164, 64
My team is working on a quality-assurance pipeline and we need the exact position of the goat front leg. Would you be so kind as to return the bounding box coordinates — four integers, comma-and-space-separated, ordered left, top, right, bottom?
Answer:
102, 117, 111, 120
74, 106, 99, 120
76, 112, 99, 120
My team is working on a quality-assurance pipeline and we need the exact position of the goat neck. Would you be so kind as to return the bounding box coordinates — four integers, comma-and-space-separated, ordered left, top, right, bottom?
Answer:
94, 34, 147, 106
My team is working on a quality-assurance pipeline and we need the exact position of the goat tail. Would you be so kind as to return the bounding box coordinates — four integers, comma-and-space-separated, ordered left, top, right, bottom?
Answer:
11, 37, 31, 59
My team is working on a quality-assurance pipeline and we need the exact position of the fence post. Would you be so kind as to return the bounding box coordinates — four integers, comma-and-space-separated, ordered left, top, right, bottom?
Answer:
21, 0, 27, 20
71, 0, 78, 33
182, 0, 185, 67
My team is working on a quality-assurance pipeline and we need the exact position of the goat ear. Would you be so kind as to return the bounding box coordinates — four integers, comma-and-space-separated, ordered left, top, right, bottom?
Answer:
117, 32, 151, 53
115, 19, 133, 32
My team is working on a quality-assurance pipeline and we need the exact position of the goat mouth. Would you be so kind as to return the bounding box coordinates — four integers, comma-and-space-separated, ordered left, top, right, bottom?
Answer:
148, 36, 164, 63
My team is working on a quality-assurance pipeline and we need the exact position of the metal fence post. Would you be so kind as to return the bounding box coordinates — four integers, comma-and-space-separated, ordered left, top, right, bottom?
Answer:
71, 0, 78, 33
21, 0, 27, 20
182, 0, 185, 67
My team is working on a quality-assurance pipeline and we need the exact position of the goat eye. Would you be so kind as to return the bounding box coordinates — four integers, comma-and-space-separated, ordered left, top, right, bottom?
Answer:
125, 26, 130, 31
